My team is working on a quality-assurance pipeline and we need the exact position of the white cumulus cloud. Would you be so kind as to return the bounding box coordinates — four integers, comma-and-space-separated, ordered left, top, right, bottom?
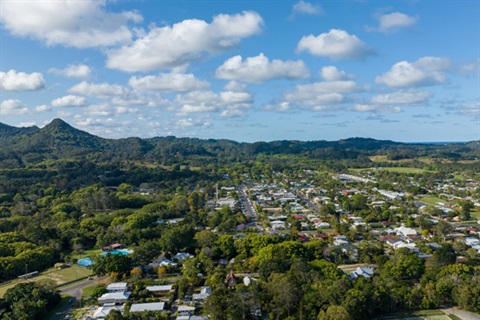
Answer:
0, 0, 141, 48
129, 73, 210, 92
320, 66, 353, 81
0, 99, 28, 115
460, 59, 480, 75
371, 90, 432, 105
368, 12, 418, 33
49, 64, 92, 78
51, 95, 88, 107
175, 90, 253, 117
35, 104, 52, 113
106, 11, 263, 72
268, 79, 365, 112
0, 70, 45, 91
376, 57, 451, 88
297, 29, 374, 60
215, 53, 309, 83
292, 1, 324, 16
176, 118, 212, 128
69, 81, 129, 98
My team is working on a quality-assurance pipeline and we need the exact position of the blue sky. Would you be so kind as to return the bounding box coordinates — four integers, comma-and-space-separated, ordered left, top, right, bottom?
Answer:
0, 0, 479, 142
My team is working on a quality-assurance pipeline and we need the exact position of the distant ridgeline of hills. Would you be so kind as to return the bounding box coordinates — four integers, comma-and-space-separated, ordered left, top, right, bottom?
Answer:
0, 118, 479, 168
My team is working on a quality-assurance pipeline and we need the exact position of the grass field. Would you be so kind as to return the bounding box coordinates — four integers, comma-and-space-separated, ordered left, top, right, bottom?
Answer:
349, 167, 432, 174
72, 249, 102, 260
0, 265, 93, 297
376, 167, 432, 174
381, 310, 459, 320
417, 195, 447, 206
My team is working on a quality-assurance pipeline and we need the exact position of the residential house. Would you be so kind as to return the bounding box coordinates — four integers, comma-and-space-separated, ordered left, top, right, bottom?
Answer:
174, 252, 195, 261
106, 282, 128, 293
98, 292, 130, 305
93, 305, 124, 319
146, 285, 174, 294
350, 267, 374, 279
193, 286, 211, 303
176, 305, 196, 320
130, 302, 165, 313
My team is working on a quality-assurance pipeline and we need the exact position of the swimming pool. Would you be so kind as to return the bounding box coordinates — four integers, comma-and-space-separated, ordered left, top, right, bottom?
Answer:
101, 249, 133, 257
78, 257, 94, 267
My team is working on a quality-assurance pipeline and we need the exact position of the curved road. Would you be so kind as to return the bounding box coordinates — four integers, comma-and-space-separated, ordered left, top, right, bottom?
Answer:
443, 308, 480, 320
52, 276, 107, 320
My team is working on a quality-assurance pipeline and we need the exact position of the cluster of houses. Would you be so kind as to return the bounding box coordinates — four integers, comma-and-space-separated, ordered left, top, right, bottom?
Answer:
86, 171, 480, 319
91, 281, 207, 320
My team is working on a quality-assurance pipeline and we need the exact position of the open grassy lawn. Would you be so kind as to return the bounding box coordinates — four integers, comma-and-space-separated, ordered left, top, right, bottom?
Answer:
376, 167, 432, 174
470, 209, 480, 220
417, 195, 446, 206
82, 283, 98, 298
349, 167, 432, 174
71, 249, 102, 260
0, 265, 93, 297
383, 310, 458, 320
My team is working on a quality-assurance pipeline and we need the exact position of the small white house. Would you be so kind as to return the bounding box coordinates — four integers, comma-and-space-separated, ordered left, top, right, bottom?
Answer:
350, 267, 374, 279
106, 282, 128, 293
130, 302, 165, 313
98, 292, 130, 305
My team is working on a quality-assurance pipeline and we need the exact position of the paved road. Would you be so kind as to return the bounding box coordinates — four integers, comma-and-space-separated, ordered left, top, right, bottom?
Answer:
443, 308, 480, 320
52, 276, 107, 320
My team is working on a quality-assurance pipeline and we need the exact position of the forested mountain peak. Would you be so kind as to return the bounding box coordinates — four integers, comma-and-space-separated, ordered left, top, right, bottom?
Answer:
0, 119, 478, 168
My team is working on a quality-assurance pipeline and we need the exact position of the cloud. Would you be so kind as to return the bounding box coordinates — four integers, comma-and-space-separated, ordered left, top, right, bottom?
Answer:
0, 0, 141, 48
376, 57, 451, 88
129, 73, 210, 92
215, 53, 309, 83
456, 103, 480, 117
49, 64, 92, 78
68, 81, 160, 107
176, 118, 212, 128
460, 59, 480, 75
0, 70, 45, 91
175, 89, 253, 117
69, 81, 129, 98
320, 66, 353, 81
106, 11, 263, 72
353, 104, 401, 113
35, 104, 52, 113
371, 90, 432, 105
0, 99, 28, 115
297, 29, 374, 60
292, 1, 324, 16
268, 79, 366, 111
51, 95, 88, 107
367, 12, 418, 33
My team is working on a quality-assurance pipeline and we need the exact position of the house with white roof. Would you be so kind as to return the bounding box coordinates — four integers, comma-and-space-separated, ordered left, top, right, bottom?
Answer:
130, 302, 165, 313
395, 226, 418, 237
146, 285, 173, 293
93, 305, 124, 319
174, 252, 195, 261
149, 257, 178, 268
106, 282, 128, 293
177, 305, 196, 320
98, 292, 131, 305
350, 267, 374, 279
193, 286, 211, 302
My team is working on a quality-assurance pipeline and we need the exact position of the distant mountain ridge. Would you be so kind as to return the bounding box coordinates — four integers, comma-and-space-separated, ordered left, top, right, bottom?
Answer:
0, 118, 478, 168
